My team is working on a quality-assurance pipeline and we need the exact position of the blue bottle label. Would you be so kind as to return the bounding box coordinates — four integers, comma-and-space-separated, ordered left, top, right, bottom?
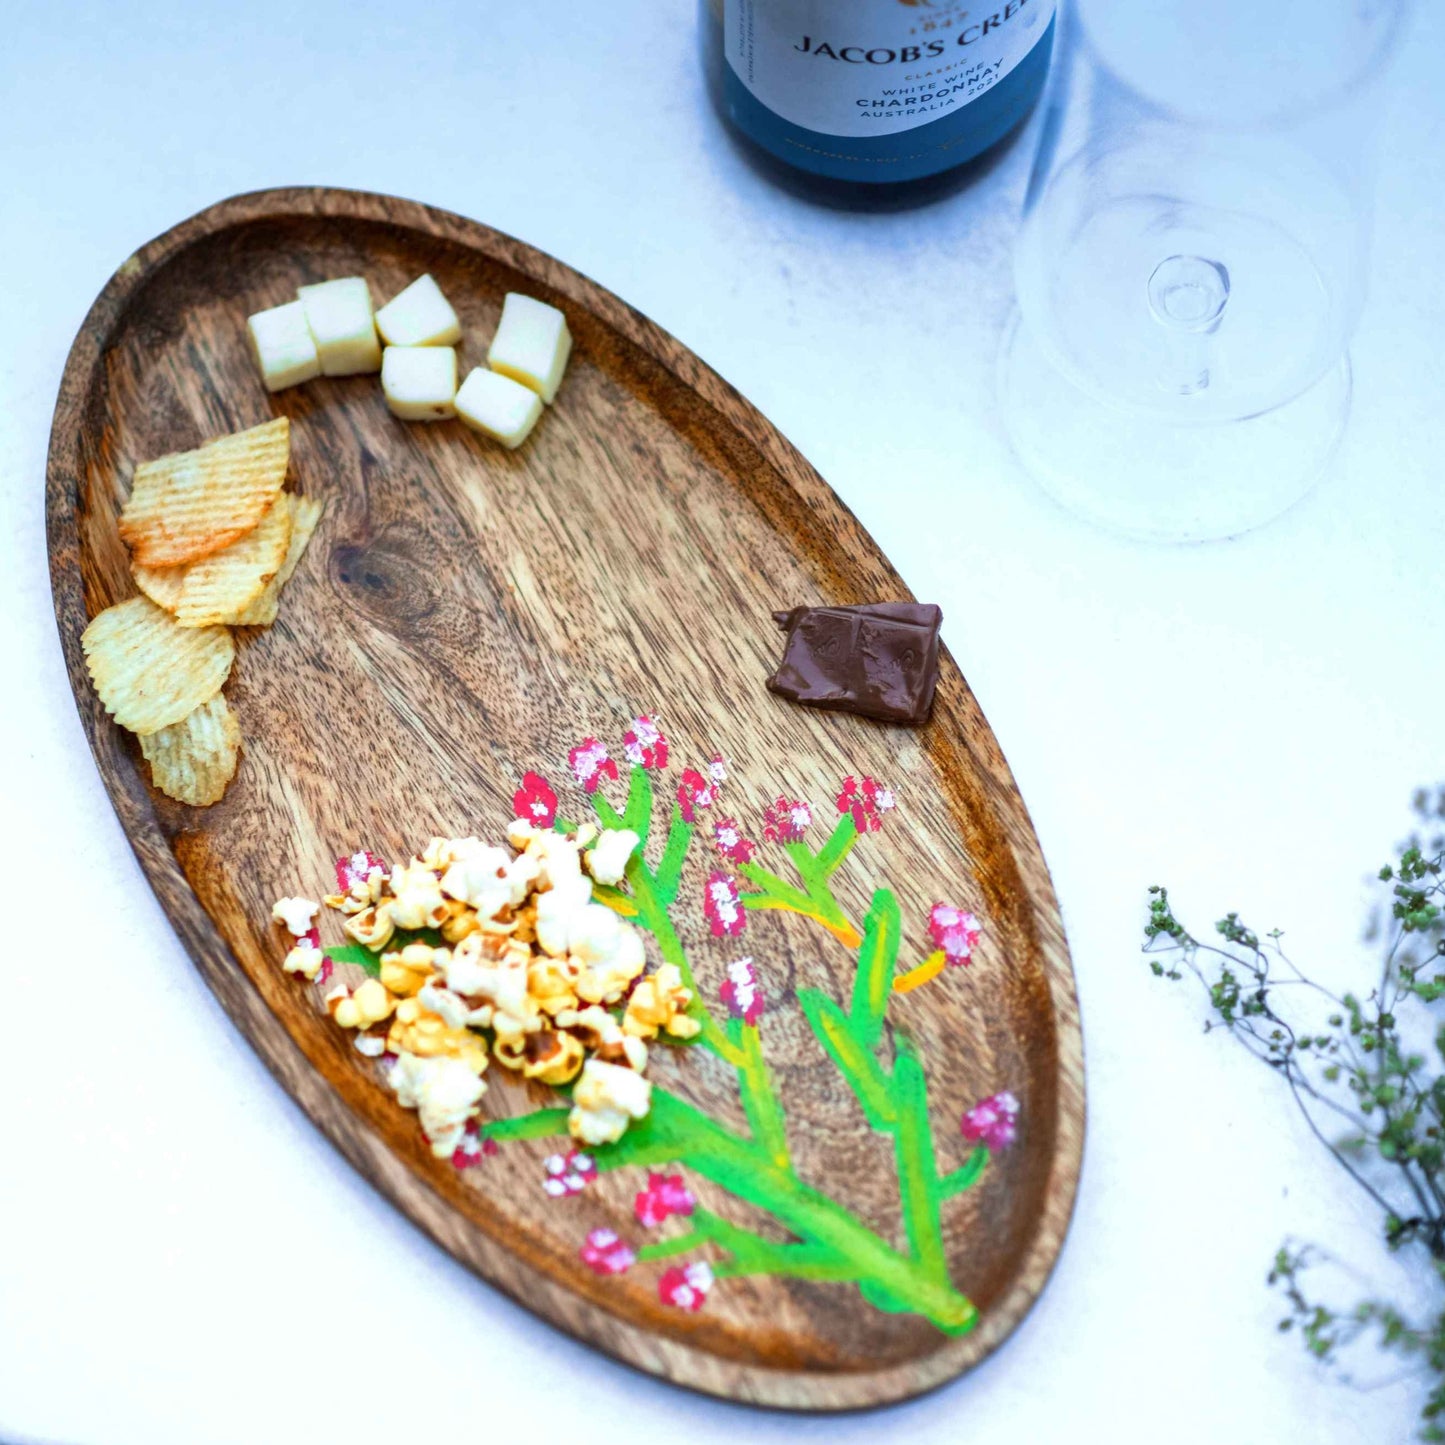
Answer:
725, 0, 1056, 140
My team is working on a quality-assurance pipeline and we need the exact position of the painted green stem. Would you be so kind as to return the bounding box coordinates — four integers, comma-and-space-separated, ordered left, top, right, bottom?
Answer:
892, 1037, 948, 1283
626, 1090, 977, 1332
796, 988, 897, 1129
941, 1146, 989, 1198
730, 1018, 790, 1169
536, 763, 984, 1334
816, 813, 859, 874
639, 1208, 855, 1282
591, 766, 738, 1064
736, 818, 861, 944
654, 806, 693, 907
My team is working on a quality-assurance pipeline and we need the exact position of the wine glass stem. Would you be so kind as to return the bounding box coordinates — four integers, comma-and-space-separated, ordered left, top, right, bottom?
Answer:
1148, 254, 1231, 396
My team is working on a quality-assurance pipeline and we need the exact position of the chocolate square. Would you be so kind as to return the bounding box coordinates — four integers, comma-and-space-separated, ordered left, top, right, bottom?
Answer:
766, 602, 942, 725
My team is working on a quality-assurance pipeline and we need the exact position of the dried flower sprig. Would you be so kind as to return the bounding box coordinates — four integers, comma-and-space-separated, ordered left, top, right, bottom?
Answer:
1146, 786, 1445, 1440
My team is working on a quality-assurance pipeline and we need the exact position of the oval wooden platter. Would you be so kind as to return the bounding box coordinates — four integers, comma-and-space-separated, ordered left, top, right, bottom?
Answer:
47, 187, 1083, 1411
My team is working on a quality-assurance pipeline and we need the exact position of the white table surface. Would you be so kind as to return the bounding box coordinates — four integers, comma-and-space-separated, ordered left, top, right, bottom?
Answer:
3, 4, 1442, 1441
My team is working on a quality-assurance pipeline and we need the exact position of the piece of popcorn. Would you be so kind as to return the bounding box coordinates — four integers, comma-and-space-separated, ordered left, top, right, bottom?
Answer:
354, 1032, 388, 1057
624, 964, 702, 1041
379, 941, 445, 998
587, 829, 639, 887
387, 860, 448, 930
381, 345, 458, 422
558, 1003, 648, 1073
328, 977, 396, 1030
375, 273, 463, 348
504, 850, 543, 905
419, 837, 461, 870
439, 841, 515, 919
445, 938, 535, 1030
296, 277, 382, 376
569, 1060, 652, 1146
390, 1052, 487, 1157
439, 900, 482, 944
455, 366, 542, 450
343, 900, 396, 951
527, 954, 580, 1018
507, 819, 541, 851
417, 980, 472, 1031
487, 292, 572, 404
535, 876, 595, 959
500, 1028, 584, 1086
272, 895, 320, 938
283, 940, 325, 980
387, 997, 489, 1073
325, 855, 387, 914
572, 910, 647, 1005
247, 300, 321, 392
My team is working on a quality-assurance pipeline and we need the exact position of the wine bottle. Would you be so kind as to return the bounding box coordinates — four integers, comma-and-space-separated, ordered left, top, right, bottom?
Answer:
701, 0, 1057, 208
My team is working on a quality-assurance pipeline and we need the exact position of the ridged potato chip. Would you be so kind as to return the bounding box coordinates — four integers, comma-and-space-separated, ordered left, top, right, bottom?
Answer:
170, 494, 292, 627
138, 693, 242, 806
230, 494, 324, 626
119, 417, 290, 568
81, 596, 234, 735
131, 561, 186, 613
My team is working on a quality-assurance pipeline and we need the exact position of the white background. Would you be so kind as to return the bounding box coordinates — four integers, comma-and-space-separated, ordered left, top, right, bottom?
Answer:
3, 3, 1442, 1442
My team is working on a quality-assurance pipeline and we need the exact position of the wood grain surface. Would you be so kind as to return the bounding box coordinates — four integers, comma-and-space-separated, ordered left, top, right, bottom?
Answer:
46, 187, 1085, 1410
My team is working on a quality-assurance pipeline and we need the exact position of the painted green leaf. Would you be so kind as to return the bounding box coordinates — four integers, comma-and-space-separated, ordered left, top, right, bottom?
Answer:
479, 1108, 571, 1142
324, 943, 381, 978
851, 889, 902, 1047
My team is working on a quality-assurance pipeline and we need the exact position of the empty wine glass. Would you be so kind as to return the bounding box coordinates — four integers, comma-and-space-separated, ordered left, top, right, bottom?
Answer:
999, 0, 1413, 542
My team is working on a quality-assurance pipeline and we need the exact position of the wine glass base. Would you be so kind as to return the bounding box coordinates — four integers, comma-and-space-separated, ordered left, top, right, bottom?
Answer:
998, 311, 1352, 544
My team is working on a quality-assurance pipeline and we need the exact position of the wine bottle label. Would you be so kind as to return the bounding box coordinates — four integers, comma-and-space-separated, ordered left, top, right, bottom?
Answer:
725, 0, 1056, 139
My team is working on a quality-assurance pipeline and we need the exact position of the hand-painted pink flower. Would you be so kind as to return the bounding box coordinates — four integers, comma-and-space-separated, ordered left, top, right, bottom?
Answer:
451, 1121, 499, 1170
514, 771, 559, 828
928, 902, 982, 966
763, 797, 812, 844
634, 1172, 696, 1228
708, 755, 728, 786
836, 775, 897, 833
703, 872, 746, 938
542, 1149, 598, 1197
677, 767, 719, 823
335, 849, 387, 894
301, 925, 322, 951
658, 1260, 714, 1311
712, 817, 756, 865
580, 1228, 637, 1276
961, 1091, 1020, 1151
719, 956, 764, 1025
315, 953, 333, 988
622, 714, 669, 770
569, 737, 619, 793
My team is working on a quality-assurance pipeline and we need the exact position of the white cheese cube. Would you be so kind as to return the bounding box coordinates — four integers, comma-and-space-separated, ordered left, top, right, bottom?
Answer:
246, 300, 321, 392
376, 274, 462, 348
382, 346, 458, 422
296, 277, 382, 376
455, 366, 543, 449
487, 292, 572, 404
